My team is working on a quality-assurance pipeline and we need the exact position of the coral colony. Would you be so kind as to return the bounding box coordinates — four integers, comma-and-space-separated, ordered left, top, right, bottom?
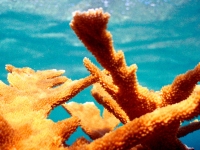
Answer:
0, 8, 200, 150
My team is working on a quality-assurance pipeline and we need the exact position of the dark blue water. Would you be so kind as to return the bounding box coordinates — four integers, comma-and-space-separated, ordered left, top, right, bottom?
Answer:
0, 0, 200, 149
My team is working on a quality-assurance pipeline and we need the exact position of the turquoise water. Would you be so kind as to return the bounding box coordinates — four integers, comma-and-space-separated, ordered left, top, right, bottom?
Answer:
0, 0, 200, 149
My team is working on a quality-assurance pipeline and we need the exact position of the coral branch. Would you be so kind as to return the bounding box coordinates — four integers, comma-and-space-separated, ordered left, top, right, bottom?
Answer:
70, 8, 163, 120
177, 120, 200, 138
37, 74, 97, 110
62, 102, 120, 140
91, 83, 130, 124
85, 90, 200, 150
161, 63, 200, 105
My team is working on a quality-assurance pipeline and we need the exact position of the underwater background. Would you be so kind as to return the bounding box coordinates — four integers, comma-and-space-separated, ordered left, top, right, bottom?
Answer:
0, 0, 200, 149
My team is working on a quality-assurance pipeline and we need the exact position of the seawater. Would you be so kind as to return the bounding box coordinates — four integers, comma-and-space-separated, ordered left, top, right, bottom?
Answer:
0, 0, 200, 149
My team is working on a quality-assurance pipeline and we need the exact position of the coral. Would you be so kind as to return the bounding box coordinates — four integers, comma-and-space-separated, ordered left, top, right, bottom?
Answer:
0, 65, 95, 149
0, 8, 200, 150
63, 102, 120, 140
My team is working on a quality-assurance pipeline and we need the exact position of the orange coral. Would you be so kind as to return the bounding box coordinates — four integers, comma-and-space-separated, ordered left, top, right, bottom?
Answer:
0, 65, 95, 149
70, 8, 200, 149
62, 102, 119, 140
0, 8, 200, 150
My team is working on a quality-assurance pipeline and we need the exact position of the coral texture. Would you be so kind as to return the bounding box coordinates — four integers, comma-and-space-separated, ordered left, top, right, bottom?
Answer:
0, 8, 200, 150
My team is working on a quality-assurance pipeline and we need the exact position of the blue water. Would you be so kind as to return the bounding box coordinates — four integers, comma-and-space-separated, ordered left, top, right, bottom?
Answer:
0, 0, 200, 149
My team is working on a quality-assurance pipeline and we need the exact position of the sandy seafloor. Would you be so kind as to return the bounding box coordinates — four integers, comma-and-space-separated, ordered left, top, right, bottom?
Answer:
0, 0, 200, 149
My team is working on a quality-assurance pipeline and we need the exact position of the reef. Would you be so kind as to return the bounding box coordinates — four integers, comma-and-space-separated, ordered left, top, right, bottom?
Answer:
0, 8, 200, 150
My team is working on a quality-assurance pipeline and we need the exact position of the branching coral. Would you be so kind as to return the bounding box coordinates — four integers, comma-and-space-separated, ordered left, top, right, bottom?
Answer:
0, 65, 95, 149
0, 8, 200, 150
63, 102, 120, 140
